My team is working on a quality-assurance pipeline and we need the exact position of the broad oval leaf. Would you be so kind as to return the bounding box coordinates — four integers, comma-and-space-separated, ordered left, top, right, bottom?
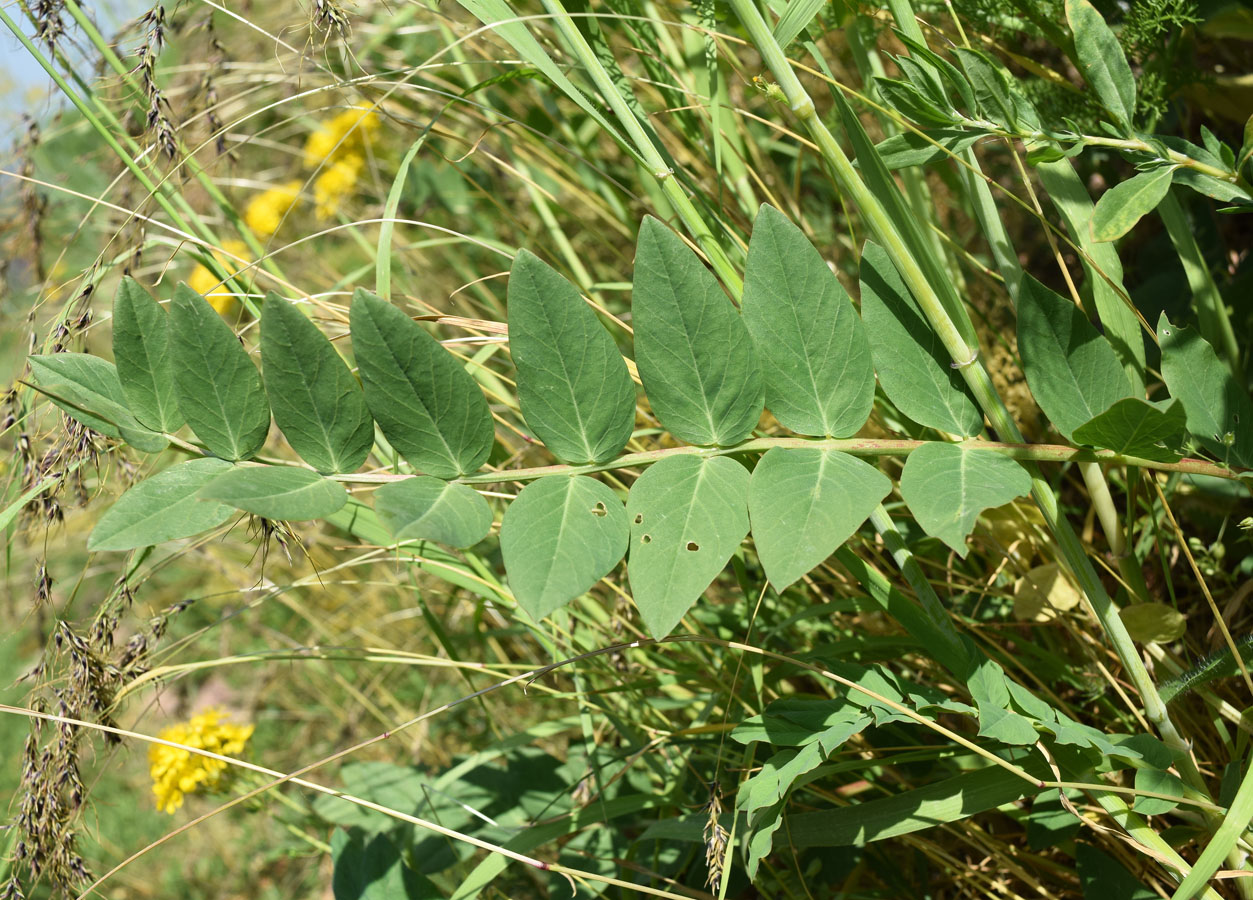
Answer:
350, 289, 494, 479
1066, 0, 1136, 129
858, 242, 982, 436
742, 205, 874, 437
500, 475, 629, 622
1016, 275, 1133, 440
626, 454, 750, 638
1132, 768, 1187, 815
260, 292, 374, 473
1119, 602, 1187, 644
113, 276, 182, 432
1071, 397, 1186, 462
632, 217, 763, 446
169, 283, 271, 460
507, 250, 635, 464
198, 465, 348, 521
748, 448, 890, 589
1090, 167, 1174, 243
899, 442, 1031, 557
27, 353, 168, 452
1158, 314, 1253, 468
374, 475, 491, 548
89, 458, 235, 551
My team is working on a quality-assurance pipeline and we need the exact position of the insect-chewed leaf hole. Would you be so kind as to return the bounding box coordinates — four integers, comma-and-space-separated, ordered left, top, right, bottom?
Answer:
633, 513, 644, 524
591, 502, 607, 517
686, 541, 699, 552
641, 533, 651, 544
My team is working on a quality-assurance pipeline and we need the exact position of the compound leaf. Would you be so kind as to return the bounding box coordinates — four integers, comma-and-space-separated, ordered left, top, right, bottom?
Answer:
374, 476, 492, 548
742, 205, 874, 437
500, 475, 628, 622
626, 455, 750, 638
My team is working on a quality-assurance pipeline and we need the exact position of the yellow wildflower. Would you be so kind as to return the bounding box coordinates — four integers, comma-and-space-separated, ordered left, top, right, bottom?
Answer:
149, 708, 254, 814
303, 102, 379, 168
243, 180, 301, 238
186, 240, 250, 315
313, 153, 363, 220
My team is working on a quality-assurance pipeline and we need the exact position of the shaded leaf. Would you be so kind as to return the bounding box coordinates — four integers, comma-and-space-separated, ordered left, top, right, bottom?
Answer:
112, 276, 182, 432
198, 466, 348, 521
1133, 768, 1187, 815
350, 289, 494, 478
742, 205, 874, 437
632, 217, 763, 446
1013, 563, 1081, 622
331, 828, 437, 900
374, 476, 491, 548
507, 250, 635, 464
169, 283, 271, 460
260, 293, 374, 474
1091, 167, 1174, 242
1076, 844, 1156, 900
626, 455, 749, 637
1071, 397, 1186, 462
1157, 314, 1253, 467
859, 242, 982, 436
26, 353, 168, 453
871, 129, 987, 169
748, 448, 890, 589
500, 475, 628, 622
1119, 603, 1186, 644
1066, 0, 1136, 128
88, 458, 235, 551
1017, 275, 1133, 440
899, 442, 1031, 557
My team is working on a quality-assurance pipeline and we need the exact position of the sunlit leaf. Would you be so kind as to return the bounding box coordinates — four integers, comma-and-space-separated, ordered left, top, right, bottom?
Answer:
374, 476, 491, 548
198, 465, 348, 521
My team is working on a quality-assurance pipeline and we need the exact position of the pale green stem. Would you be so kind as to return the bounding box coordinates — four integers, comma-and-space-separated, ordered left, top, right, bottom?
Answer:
727, 0, 1195, 780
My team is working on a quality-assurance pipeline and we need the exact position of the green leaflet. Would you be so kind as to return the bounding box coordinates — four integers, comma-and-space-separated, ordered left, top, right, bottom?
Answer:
330, 829, 435, 900
374, 476, 492, 548
169, 283, 271, 461
112, 276, 182, 432
967, 660, 1040, 745
88, 458, 235, 551
1066, 0, 1136, 130
899, 442, 1031, 557
870, 129, 987, 170
952, 47, 1018, 129
1016, 275, 1133, 440
631, 217, 763, 446
1071, 398, 1186, 462
499, 475, 629, 622
198, 466, 348, 521
26, 353, 168, 453
506, 250, 635, 464
1077, 845, 1157, 900
626, 454, 750, 638
742, 205, 874, 437
747, 448, 890, 590
1158, 314, 1253, 468
259, 293, 374, 474
1120, 603, 1186, 644
350, 289, 495, 479
858, 241, 982, 436
1090, 167, 1175, 242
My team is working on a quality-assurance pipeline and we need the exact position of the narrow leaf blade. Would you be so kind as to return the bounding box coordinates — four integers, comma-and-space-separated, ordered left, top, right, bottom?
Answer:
198, 466, 348, 521
1091, 168, 1174, 242
1066, 0, 1136, 128
113, 276, 182, 432
374, 475, 492, 548
89, 458, 235, 551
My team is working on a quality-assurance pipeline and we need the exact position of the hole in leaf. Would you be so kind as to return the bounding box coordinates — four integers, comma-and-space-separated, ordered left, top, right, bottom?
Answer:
641, 534, 651, 544
591, 502, 607, 517
633, 513, 644, 524
686, 541, 699, 552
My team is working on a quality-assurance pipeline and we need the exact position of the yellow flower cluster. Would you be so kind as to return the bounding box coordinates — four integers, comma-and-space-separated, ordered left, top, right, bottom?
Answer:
148, 708, 254, 814
243, 180, 301, 238
186, 240, 250, 315
304, 102, 378, 220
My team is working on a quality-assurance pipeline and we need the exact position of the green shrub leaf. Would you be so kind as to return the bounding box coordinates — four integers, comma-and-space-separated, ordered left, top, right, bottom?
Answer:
742, 205, 874, 437
112, 276, 182, 432
500, 475, 628, 622
27, 353, 168, 452
626, 454, 749, 638
88, 458, 235, 551
260, 293, 374, 474
858, 241, 982, 436
899, 442, 1031, 557
350, 288, 494, 478
1066, 0, 1136, 129
1071, 397, 1186, 461
506, 250, 635, 464
1090, 167, 1174, 242
1158, 313, 1253, 467
198, 465, 348, 521
632, 217, 763, 446
748, 448, 890, 590
374, 476, 491, 548
1017, 275, 1133, 440
169, 283, 271, 460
